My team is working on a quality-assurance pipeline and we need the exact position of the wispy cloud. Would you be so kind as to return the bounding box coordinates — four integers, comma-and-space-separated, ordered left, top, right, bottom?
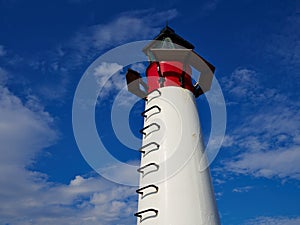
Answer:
0, 9, 177, 103
219, 68, 300, 181
0, 44, 70, 102
94, 62, 147, 102
243, 216, 300, 225
222, 68, 287, 105
222, 102, 300, 180
202, 0, 221, 12
232, 186, 253, 193
226, 146, 300, 180
130, 62, 147, 73
71, 9, 178, 57
5, 9, 177, 102
94, 62, 124, 98
265, 15, 300, 74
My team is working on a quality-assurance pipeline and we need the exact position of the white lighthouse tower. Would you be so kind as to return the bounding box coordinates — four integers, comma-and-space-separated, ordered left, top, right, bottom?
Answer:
126, 26, 220, 225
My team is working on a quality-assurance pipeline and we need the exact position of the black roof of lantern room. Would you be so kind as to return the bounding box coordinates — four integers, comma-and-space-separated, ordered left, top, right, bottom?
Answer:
125, 25, 215, 99
143, 26, 195, 54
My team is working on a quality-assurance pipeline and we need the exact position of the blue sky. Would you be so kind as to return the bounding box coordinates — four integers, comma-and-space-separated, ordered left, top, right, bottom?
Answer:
0, 0, 299, 224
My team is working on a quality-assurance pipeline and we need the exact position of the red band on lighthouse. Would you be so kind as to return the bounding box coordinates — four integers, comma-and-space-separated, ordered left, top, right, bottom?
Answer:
146, 61, 194, 93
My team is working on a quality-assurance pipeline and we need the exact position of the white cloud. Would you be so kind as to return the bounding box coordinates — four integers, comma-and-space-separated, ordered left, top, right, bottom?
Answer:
226, 146, 300, 180
0, 81, 137, 225
94, 62, 125, 98
244, 216, 300, 225
220, 67, 300, 181
224, 68, 257, 95
94, 62, 148, 104
222, 103, 300, 180
94, 62, 123, 78
130, 62, 147, 73
71, 9, 178, 54
222, 68, 287, 104
0, 83, 57, 223
222, 135, 234, 147
0, 174, 137, 225
97, 160, 140, 186
0, 85, 57, 166
0, 45, 70, 102
5, 9, 177, 103
232, 186, 253, 193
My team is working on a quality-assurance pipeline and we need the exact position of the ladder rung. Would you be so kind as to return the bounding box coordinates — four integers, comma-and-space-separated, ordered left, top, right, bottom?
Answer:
137, 162, 159, 176
139, 142, 160, 156
134, 208, 159, 222
146, 89, 161, 103
136, 184, 159, 197
139, 123, 160, 136
141, 105, 161, 119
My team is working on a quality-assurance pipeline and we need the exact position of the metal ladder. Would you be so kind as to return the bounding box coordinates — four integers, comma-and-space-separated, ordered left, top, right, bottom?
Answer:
134, 89, 161, 223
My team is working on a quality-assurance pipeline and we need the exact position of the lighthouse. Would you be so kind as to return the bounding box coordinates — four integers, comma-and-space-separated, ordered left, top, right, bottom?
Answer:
126, 26, 220, 225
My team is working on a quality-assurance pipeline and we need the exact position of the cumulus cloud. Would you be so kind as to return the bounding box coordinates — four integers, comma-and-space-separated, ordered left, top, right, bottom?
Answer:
0, 81, 137, 224
1, 174, 137, 225
0, 83, 57, 223
0, 86, 57, 166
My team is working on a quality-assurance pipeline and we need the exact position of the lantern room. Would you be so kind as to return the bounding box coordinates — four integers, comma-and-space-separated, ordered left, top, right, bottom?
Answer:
126, 25, 215, 99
